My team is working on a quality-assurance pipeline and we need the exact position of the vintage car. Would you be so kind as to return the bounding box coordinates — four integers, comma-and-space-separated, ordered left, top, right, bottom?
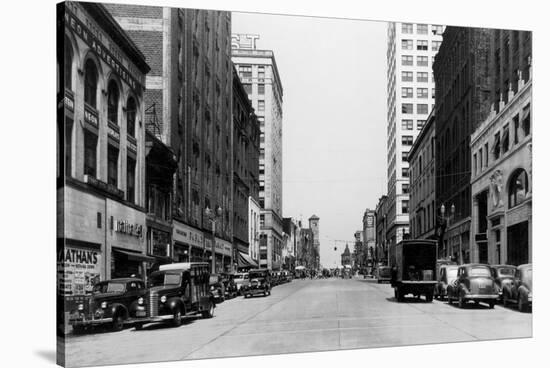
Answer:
209, 274, 225, 303
447, 264, 499, 308
243, 269, 272, 298
270, 271, 280, 286
233, 272, 250, 294
132, 263, 215, 329
220, 273, 238, 299
376, 266, 392, 283
502, 263, 532, 312
490, 265, 517, 302
69, 278, 146, 333
434, 265, 458, 300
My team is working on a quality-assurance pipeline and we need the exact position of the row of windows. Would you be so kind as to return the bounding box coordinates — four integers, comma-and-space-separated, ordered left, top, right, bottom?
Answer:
242, 83, 265, 95
401, 71, 431, 82
401, 87, 435, 99
401, 55, 433, 66
238, 65, 266, 79
401, 103, 431, 115
401, 23, 444, 35
401, 39, 441, 51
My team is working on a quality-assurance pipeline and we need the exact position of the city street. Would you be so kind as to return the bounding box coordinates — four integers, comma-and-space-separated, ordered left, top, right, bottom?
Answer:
64, 277, 531, 367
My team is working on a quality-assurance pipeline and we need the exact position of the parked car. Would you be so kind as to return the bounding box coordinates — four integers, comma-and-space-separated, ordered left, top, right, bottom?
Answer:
69, 278, 146, 333
376, 266, 392, 283
234, 272, 250, 295
436, 259, 457, 279
132, 263, 215, 329
447, 264, 499, 308
502, 263, 532, 312
243, 269, 272, 298
209, 274, 225, 303
490, 265, 517, 302
270, 271, 280, 286
220, 273, 238, 299
434, 265, 458, 300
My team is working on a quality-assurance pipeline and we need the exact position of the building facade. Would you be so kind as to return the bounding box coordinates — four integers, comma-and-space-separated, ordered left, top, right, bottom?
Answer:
362, 209, 376, 265
248, 196, 261, 265
58, 1, 150, 330
470, 29, 532, 266
341, 244, 352, 267
353, 230, 364, 269
232, 34, 284, 270
386, 23, 444, 249
375, 195, 389, 264
104, 5, 235, 271
433, 27, 492, 263
408, 111, 437, 241
282, 217, 300, 271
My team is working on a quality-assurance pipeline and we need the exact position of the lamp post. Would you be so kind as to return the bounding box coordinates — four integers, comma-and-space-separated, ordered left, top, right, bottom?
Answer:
439, 203, 456, 261
205, 205, 222, 275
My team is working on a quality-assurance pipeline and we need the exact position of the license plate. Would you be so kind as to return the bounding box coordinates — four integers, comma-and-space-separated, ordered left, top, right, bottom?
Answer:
136, 311, 146, 317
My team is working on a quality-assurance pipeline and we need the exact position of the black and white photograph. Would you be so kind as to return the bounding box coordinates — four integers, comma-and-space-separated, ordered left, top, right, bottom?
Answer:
3, 0, 549, 367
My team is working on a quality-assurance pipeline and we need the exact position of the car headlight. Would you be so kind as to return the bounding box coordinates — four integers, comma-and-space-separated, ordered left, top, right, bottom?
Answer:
77, 304, 84, 311
138, 297, 144, 305
160, 295, 167, 303
210, 286, 215, 291
101, 301, 108, 309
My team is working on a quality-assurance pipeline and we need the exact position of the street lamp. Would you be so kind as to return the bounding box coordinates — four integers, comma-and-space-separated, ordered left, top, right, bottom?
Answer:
205, 205, 222, 275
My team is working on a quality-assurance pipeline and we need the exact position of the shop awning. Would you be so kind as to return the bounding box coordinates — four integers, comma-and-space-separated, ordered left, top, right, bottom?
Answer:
112, 248, 156, 263
237, 252, 258, 269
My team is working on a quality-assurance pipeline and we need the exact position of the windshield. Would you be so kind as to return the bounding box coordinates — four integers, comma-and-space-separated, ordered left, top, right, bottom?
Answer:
446, 268, 458, 278
249, 272, 266, 279
149, 272, 181, 287
235, 274, 248, 280
469, 267, 491, 277
93, 282, 125, 294
498, 267, 515, 276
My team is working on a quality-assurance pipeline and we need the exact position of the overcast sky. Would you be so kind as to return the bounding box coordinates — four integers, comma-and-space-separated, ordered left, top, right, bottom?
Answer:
232, 12, 387, 268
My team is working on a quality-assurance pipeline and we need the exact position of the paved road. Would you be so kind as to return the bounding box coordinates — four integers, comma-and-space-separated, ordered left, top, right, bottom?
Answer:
64, 277, 532, 367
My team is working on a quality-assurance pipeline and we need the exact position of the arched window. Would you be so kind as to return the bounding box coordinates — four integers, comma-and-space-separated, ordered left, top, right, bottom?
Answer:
126, 96, 136, 137
64, 37, 73, 90
508, 169, 529, 208
84, 59, 98, 108
107, 80, 119, 124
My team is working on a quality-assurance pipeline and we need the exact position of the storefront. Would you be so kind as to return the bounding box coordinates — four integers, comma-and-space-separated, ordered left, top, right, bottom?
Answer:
173, 220, 205, 263
204, 236, 233, 272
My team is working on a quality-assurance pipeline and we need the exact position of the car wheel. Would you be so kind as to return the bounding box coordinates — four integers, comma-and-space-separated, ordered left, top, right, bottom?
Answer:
488, 301, 495, 309
448, 294, 453, 304
172, 307, 182, 327
426, 293, 433, 302
458, 294, 465, 309
202, 303, 215, 319
134, 323, 144, 331
267, 289, 271, 296
518, 296, 526, 313
503, 291, 509, 307
112, 314, 124, 332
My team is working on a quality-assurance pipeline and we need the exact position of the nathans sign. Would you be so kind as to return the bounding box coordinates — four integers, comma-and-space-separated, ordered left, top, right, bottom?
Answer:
57, 246, 102, 297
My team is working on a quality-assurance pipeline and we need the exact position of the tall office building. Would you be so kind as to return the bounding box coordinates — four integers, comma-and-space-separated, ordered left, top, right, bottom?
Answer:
386, 23, 444, 248
232, 34, 284, 270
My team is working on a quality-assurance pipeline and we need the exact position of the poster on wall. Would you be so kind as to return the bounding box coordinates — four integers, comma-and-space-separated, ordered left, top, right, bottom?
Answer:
57, 246, 102, 306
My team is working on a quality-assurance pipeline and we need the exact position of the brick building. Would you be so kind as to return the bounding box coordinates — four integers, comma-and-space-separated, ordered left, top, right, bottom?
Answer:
105, 4, 235, 271
432, 27, 492, 263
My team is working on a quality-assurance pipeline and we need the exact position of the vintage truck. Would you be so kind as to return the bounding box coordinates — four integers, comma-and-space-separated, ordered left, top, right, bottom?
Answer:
390, 239, 438, 302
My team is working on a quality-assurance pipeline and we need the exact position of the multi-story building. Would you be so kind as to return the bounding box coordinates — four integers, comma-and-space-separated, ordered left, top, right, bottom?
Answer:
470, 29, 532, 265
105, 5, 235, 271
386, 23, 444, 249
362, 209, 376, 265
299, 227, 314, 269
282, 217, 300, 271
232, 34, 284, 270
408, 111, 437, 241
232, 65, 261, 265
433, 27, 492, 263
341, 244, 352, 267
58, 1, 150, 332
353, 230, 364, 269
246, 196, 261, 267
375, 195, 389, 264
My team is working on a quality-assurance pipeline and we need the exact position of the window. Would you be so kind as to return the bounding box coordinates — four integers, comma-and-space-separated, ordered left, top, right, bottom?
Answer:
401, 119, 413, 130
126, 97, 136, 138
417, 104, 429, 114
513, 114, 520, 144
417, 120, 425, 130
243, 83, 252, 94
508, 169, 529, 208
258, 66, 265, 79
402, 23, 413, 33
473, 153, 477, 174
417, 24, 428, 34
402, 135, 413, 145
258, 100, 265, 112
417, 56, 428, 66
402, 103, 413, 114
402, 87, 413, 98
402, 200, 410, 214
417, 88, 428, 99
108, 145, 119, 187
432, 25, 444, 35
402, 39, 413, 50
402, 183, 410, 194
401, 71, 413, 82
64, 40, 73, 90
65, 119, 73, 176
107, 80, 119, 124
260, 214, 265, 227
492, 132, 501, 160
84, 130, 97, 177
502, 125, 510, 153
401, 151, 408, 162
402, 168, 409, 178
127, 156, 136, 203
417, 40, 428, 50
402, 55, 413, 66
239, 65, 252, 78
258, 83, 265, 95
432, 88, 436, 98
484, 142, 489, 167
432, 40, 442, 51
84, 59, 98, 108
478, 148, 483, 170
522, 104, 530, 136
417, 72, 429, 82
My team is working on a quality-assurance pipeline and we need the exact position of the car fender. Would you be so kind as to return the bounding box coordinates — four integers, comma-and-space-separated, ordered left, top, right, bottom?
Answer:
166, 297, 184, 313
110, 303, 128, 319
518, 285, 530, 300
